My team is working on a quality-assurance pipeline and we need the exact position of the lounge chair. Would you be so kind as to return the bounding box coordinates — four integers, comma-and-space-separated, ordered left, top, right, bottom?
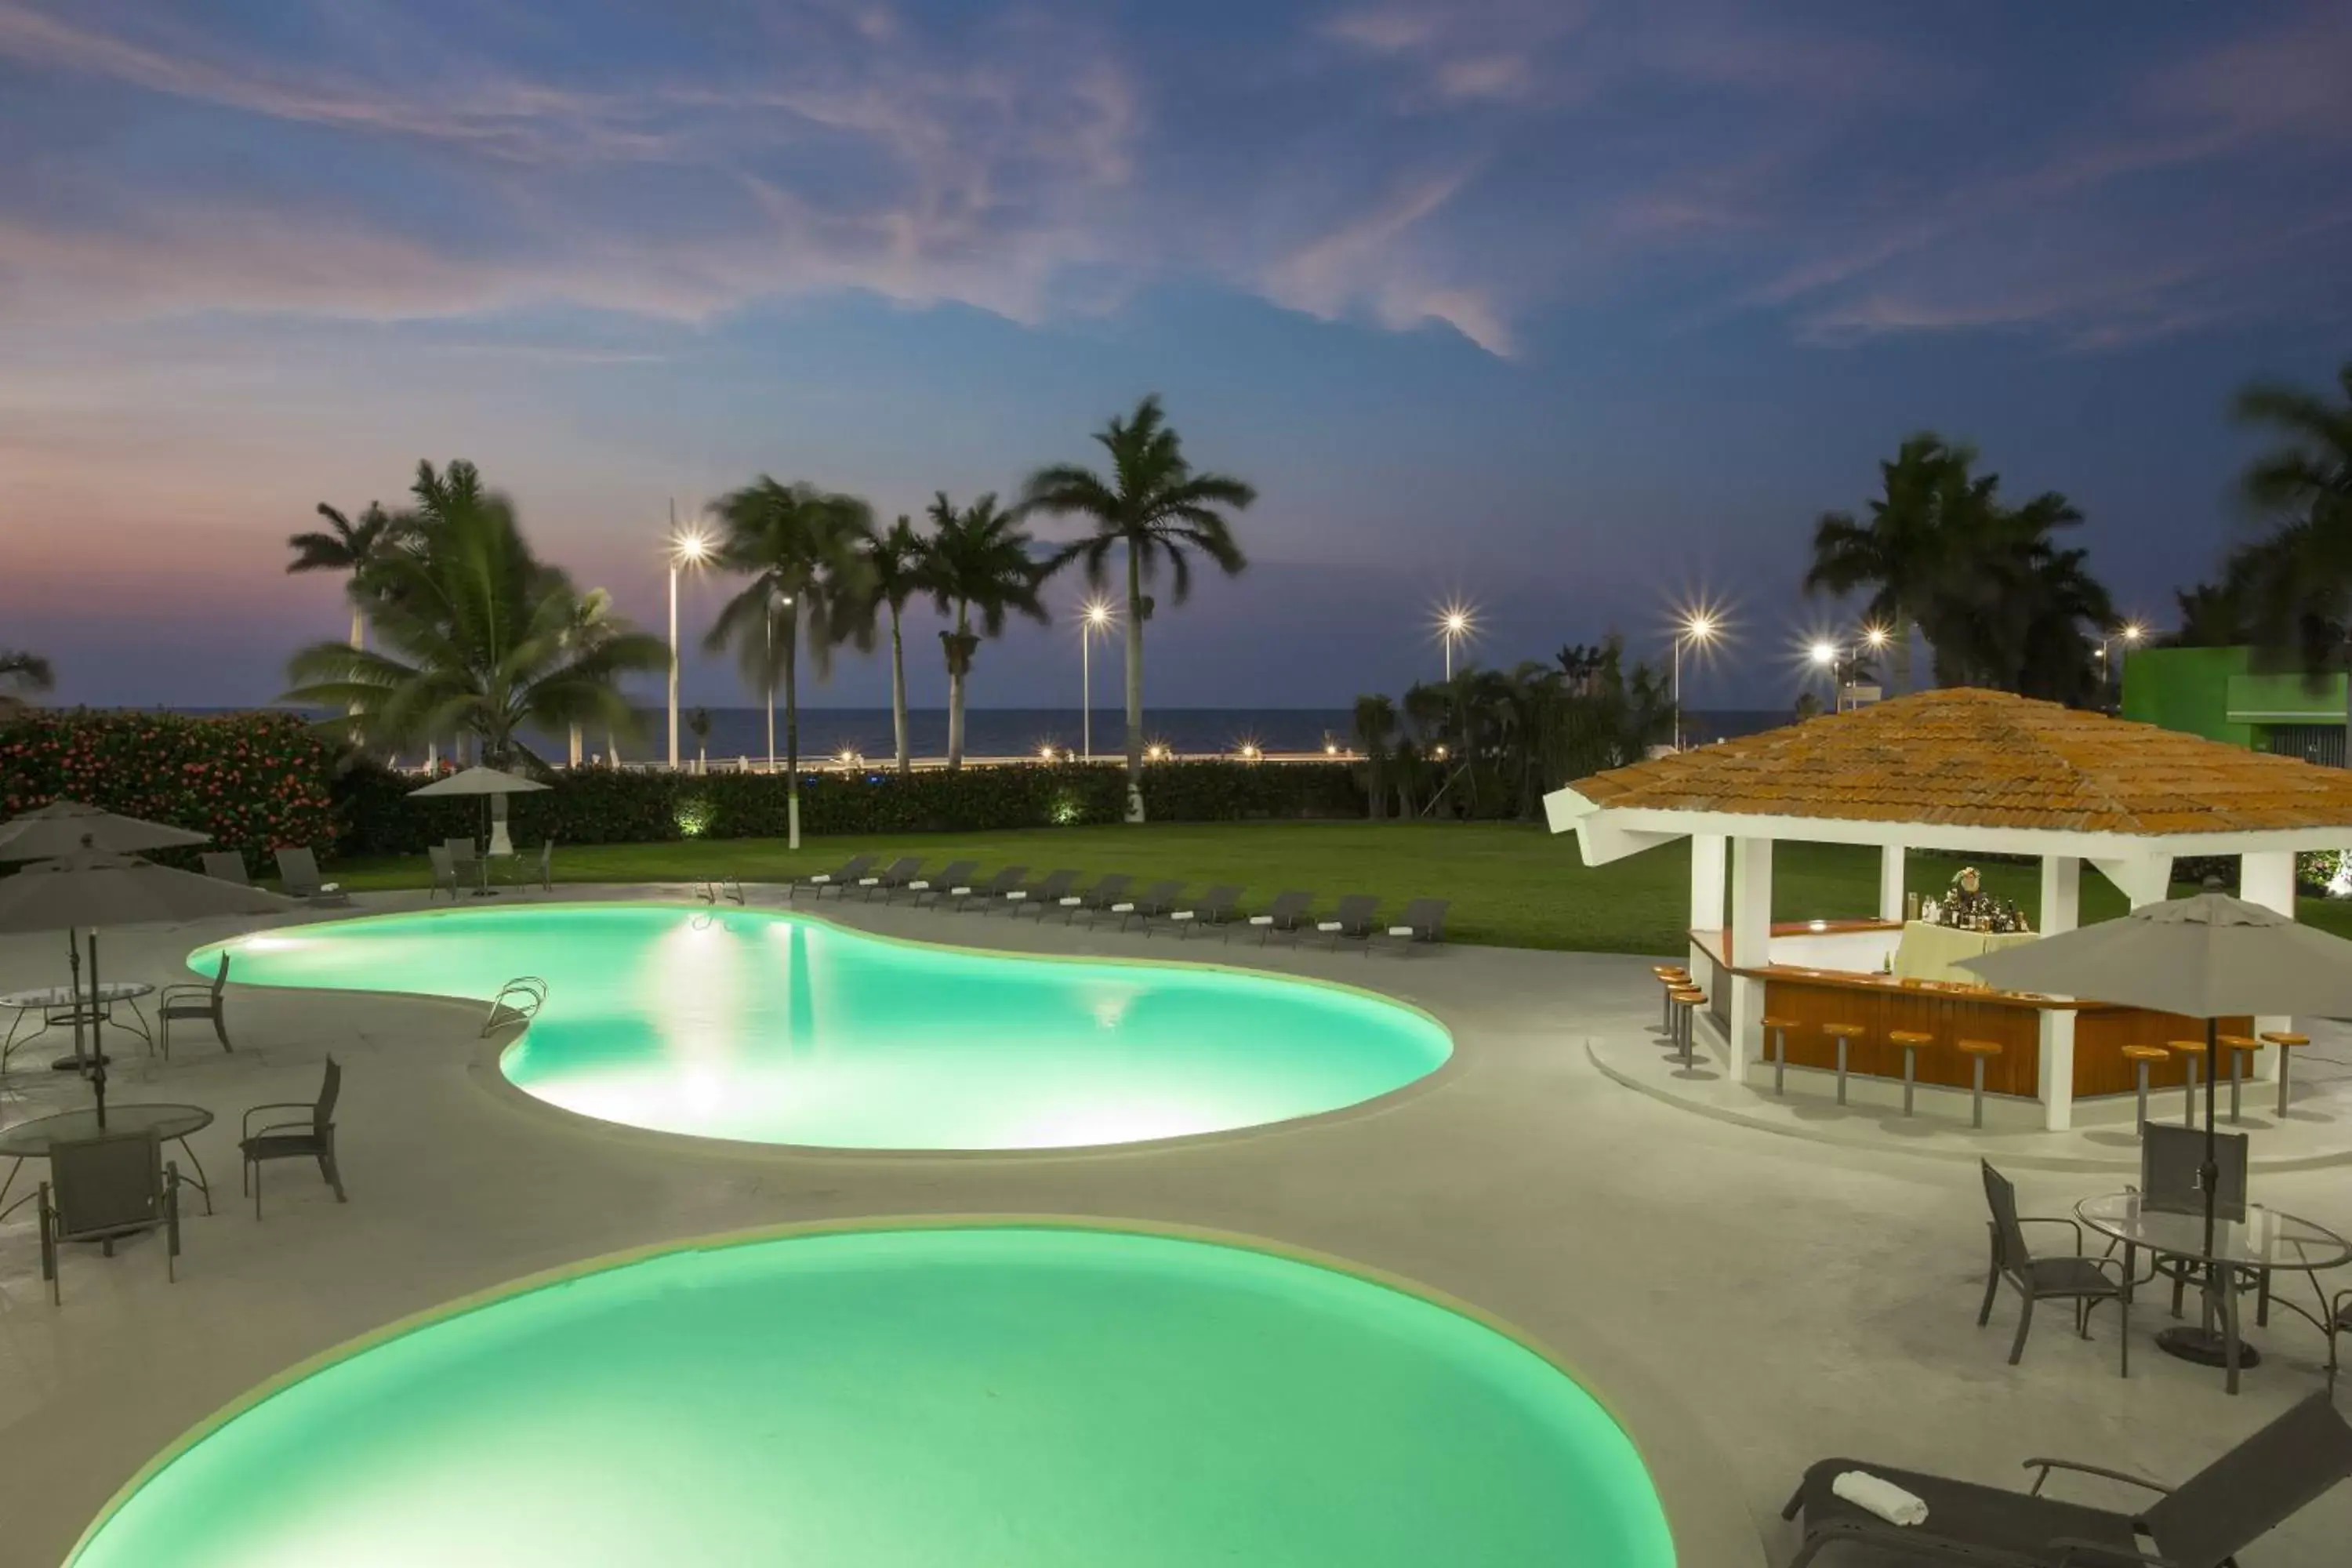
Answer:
427, 844, 461, 902
529, 838, 554, 891
199, 851, 251, 886
856, 856, 924, 901
240, 1057, 347, 1221
1057, 873, 1133, 924
951, 866, 1029, 913
1374, 897, 1450, 954
39, 1131, 181, 1302
275, 846, 352, 906
1237, 890, 1315, 946
1105, 879, 1182, 931
788, 853, 877, 901
902, 859, 978, 908
1159, 884, 1240, 939
1001, 869, 1081, 918
1782, 1390, 2352, 1568
158, 952, 232, 1057
1312, 894, 1381, 950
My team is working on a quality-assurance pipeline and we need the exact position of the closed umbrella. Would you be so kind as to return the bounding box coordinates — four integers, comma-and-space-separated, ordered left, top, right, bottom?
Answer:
408, 765, 550, 860
1959, 889, 2352, 1366
0, 851, 297, 1124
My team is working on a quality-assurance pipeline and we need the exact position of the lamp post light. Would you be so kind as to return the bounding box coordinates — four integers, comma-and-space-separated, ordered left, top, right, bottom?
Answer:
2094, 620, 2147, 697
1081, 599, 1114, 760
1671, 609, 1719, 750
1809, 637, 1843, 702
666, 508, 711, 773
1435, 600, 1476, 681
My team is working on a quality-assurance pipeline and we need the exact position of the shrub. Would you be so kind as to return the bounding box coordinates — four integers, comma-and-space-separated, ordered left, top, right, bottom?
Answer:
0, 710, 341, 867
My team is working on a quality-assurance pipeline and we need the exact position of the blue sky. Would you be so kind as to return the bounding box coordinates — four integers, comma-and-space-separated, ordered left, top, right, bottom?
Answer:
2, 0, 2348, 713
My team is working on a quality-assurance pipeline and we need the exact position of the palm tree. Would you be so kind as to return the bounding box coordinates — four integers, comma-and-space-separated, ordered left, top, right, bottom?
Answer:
702, 477, 876, 848
1805, 434, 1994, 694
557, 588, 628, 766
2227, 361, 2352, 691
0, 648, 54, 723
687, 706, 712, 773
286, 501, 405, 650
922, 492, 1048, 769
861, 514, 929, 774
282, 461, 664, 769
1020, 395, 1256, 821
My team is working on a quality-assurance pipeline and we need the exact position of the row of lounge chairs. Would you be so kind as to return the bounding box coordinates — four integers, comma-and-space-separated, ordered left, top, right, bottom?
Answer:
204, 848, 349, 907
783, 854, 1448, 953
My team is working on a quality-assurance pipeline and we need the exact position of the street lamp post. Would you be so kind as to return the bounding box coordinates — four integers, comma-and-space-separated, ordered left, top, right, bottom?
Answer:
1082, 600, 1113, 760
2094, 620, 2147, 709
666, 504, 710, 773
1435, 600, 1476, 681
1671, 610, 1718, 750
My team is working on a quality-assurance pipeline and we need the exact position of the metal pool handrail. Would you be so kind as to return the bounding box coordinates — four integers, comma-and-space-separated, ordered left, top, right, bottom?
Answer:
481, 977, 548, 1037
697, 876, 744, 906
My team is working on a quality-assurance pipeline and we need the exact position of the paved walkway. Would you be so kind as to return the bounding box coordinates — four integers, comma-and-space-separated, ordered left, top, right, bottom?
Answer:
1, 886, 2347, 1565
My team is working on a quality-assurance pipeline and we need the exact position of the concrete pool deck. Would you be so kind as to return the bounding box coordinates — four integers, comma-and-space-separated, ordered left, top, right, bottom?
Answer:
0, 884, 2346, 1565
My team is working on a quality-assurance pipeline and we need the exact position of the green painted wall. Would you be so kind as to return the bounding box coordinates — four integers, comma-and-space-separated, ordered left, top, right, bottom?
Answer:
2226, 670, 2348, 723
2120, 646, 2255, 746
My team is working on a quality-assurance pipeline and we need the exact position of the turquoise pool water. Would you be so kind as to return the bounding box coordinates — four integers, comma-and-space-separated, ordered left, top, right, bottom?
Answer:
68, 1225, 1676, 1567
194, 906, 1451, 1149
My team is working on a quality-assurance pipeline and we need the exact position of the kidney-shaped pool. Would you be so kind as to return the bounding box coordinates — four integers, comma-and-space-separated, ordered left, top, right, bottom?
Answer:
68, 1225, 1675, 1567
194, 904, 1452, 1149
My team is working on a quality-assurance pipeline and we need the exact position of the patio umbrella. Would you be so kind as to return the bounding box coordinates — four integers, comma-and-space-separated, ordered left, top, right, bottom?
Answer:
0, 851, 298, 1125
408, 765, 550, 858
1958, 888, 2352, 1364
0, 799, 210, 862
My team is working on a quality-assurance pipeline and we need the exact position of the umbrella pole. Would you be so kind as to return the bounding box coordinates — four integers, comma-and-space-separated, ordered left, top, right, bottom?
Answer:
2201, 1014, 2219, 1263
85, 930, 108, 1130
64, 928, 86, 1070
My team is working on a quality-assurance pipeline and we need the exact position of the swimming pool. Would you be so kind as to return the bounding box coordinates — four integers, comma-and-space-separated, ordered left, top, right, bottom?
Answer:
67, 1224, 1676, 1567
194, 905, 1452, 1149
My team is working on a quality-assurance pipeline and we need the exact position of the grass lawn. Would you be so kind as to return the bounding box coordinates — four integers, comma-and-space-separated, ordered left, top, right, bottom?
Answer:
325, 822, 2352, 956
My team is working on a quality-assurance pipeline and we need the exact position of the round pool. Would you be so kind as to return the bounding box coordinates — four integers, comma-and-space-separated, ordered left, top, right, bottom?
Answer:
68, 1225, 1675, 1567
194, 905, 1451, 1149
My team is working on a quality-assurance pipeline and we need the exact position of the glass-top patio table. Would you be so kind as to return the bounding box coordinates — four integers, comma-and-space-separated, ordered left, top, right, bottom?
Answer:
2078, 1191, 2352, 1394
0, 1104, 214, 1217
0, 981, 154, 1067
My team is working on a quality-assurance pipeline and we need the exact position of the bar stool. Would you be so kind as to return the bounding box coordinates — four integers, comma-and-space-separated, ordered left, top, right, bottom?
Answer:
1955, 1039, 2002, 1128
1668, 986, 1706, 1069
2217, 1034, 2259, 1123
1887, 1029, 1933, 1116
2165, 1040, 2206, 1125
2262, 1031, 2309, 1118
2120, 1044, 2170, 1131
1652, 966, 1690, 1035
1761, 1015, 1797, 1096
1820, 1021, 1864, 1106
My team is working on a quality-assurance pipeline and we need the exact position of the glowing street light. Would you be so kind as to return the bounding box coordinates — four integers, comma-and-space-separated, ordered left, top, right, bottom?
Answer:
666, 503, 713, 772
2092, 619, 2149, 708
1080, 598, 1115, 760
1434, 599, 1477, 681
1670, 602, 1724, 751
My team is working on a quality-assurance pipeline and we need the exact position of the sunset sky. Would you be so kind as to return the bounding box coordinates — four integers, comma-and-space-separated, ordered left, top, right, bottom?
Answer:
4, 1, 2348, 712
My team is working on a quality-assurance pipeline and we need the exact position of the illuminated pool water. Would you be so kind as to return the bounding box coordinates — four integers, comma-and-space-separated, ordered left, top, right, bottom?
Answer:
194, 905, 1451, 1149
68, 1225, 1675, 1568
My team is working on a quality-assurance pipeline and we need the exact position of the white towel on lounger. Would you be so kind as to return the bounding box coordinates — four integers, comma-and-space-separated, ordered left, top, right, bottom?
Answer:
1831, 1471, 1927, 1527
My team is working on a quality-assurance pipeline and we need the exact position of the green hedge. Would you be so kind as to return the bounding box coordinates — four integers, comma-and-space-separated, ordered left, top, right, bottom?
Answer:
0, 711, 342, 870
333, 758, 1364, 856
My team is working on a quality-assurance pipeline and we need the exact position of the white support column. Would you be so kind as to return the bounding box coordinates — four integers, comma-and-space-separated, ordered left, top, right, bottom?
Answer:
2242, 850, 2296, 1082
1688, 833, 1727, 983
1878, 843, 1906, 924
1727, 837, 1774, 1083
2038, 855, 2082, 1131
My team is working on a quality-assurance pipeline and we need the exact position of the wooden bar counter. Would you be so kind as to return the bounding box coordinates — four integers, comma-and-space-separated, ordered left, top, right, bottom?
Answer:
1691, 924, 2240, 1100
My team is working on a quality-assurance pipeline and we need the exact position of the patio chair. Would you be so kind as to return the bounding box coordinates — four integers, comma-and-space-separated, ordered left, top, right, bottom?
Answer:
427, 844, 461, 902
902, 859, 979, 908
2329, 1287, 2351, 1391
240, 1056, 347, 1220
1105, 879, 1183, 931
1236, 890, 1316, 946
788, 853, 877, 902
950, 866, 1029, 913
1781, 1389, 2352, 1568
1977, 1160, 2125, 1367
1159, 884, 1240, 939
1374, 897, 1450, 954
856, 856, 924, 901
530, 837, 554, 891
199, 851, 251, 886
275, 845, 352, 906
1002, 869, 1080, 918
38, 1130, 181, 1302
444, 837, 483, 892
2140, 1123, 2251, 1316
1312, 894, 1381, 950
158, 951, 232, 1057
1058, 873, 1133, 924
